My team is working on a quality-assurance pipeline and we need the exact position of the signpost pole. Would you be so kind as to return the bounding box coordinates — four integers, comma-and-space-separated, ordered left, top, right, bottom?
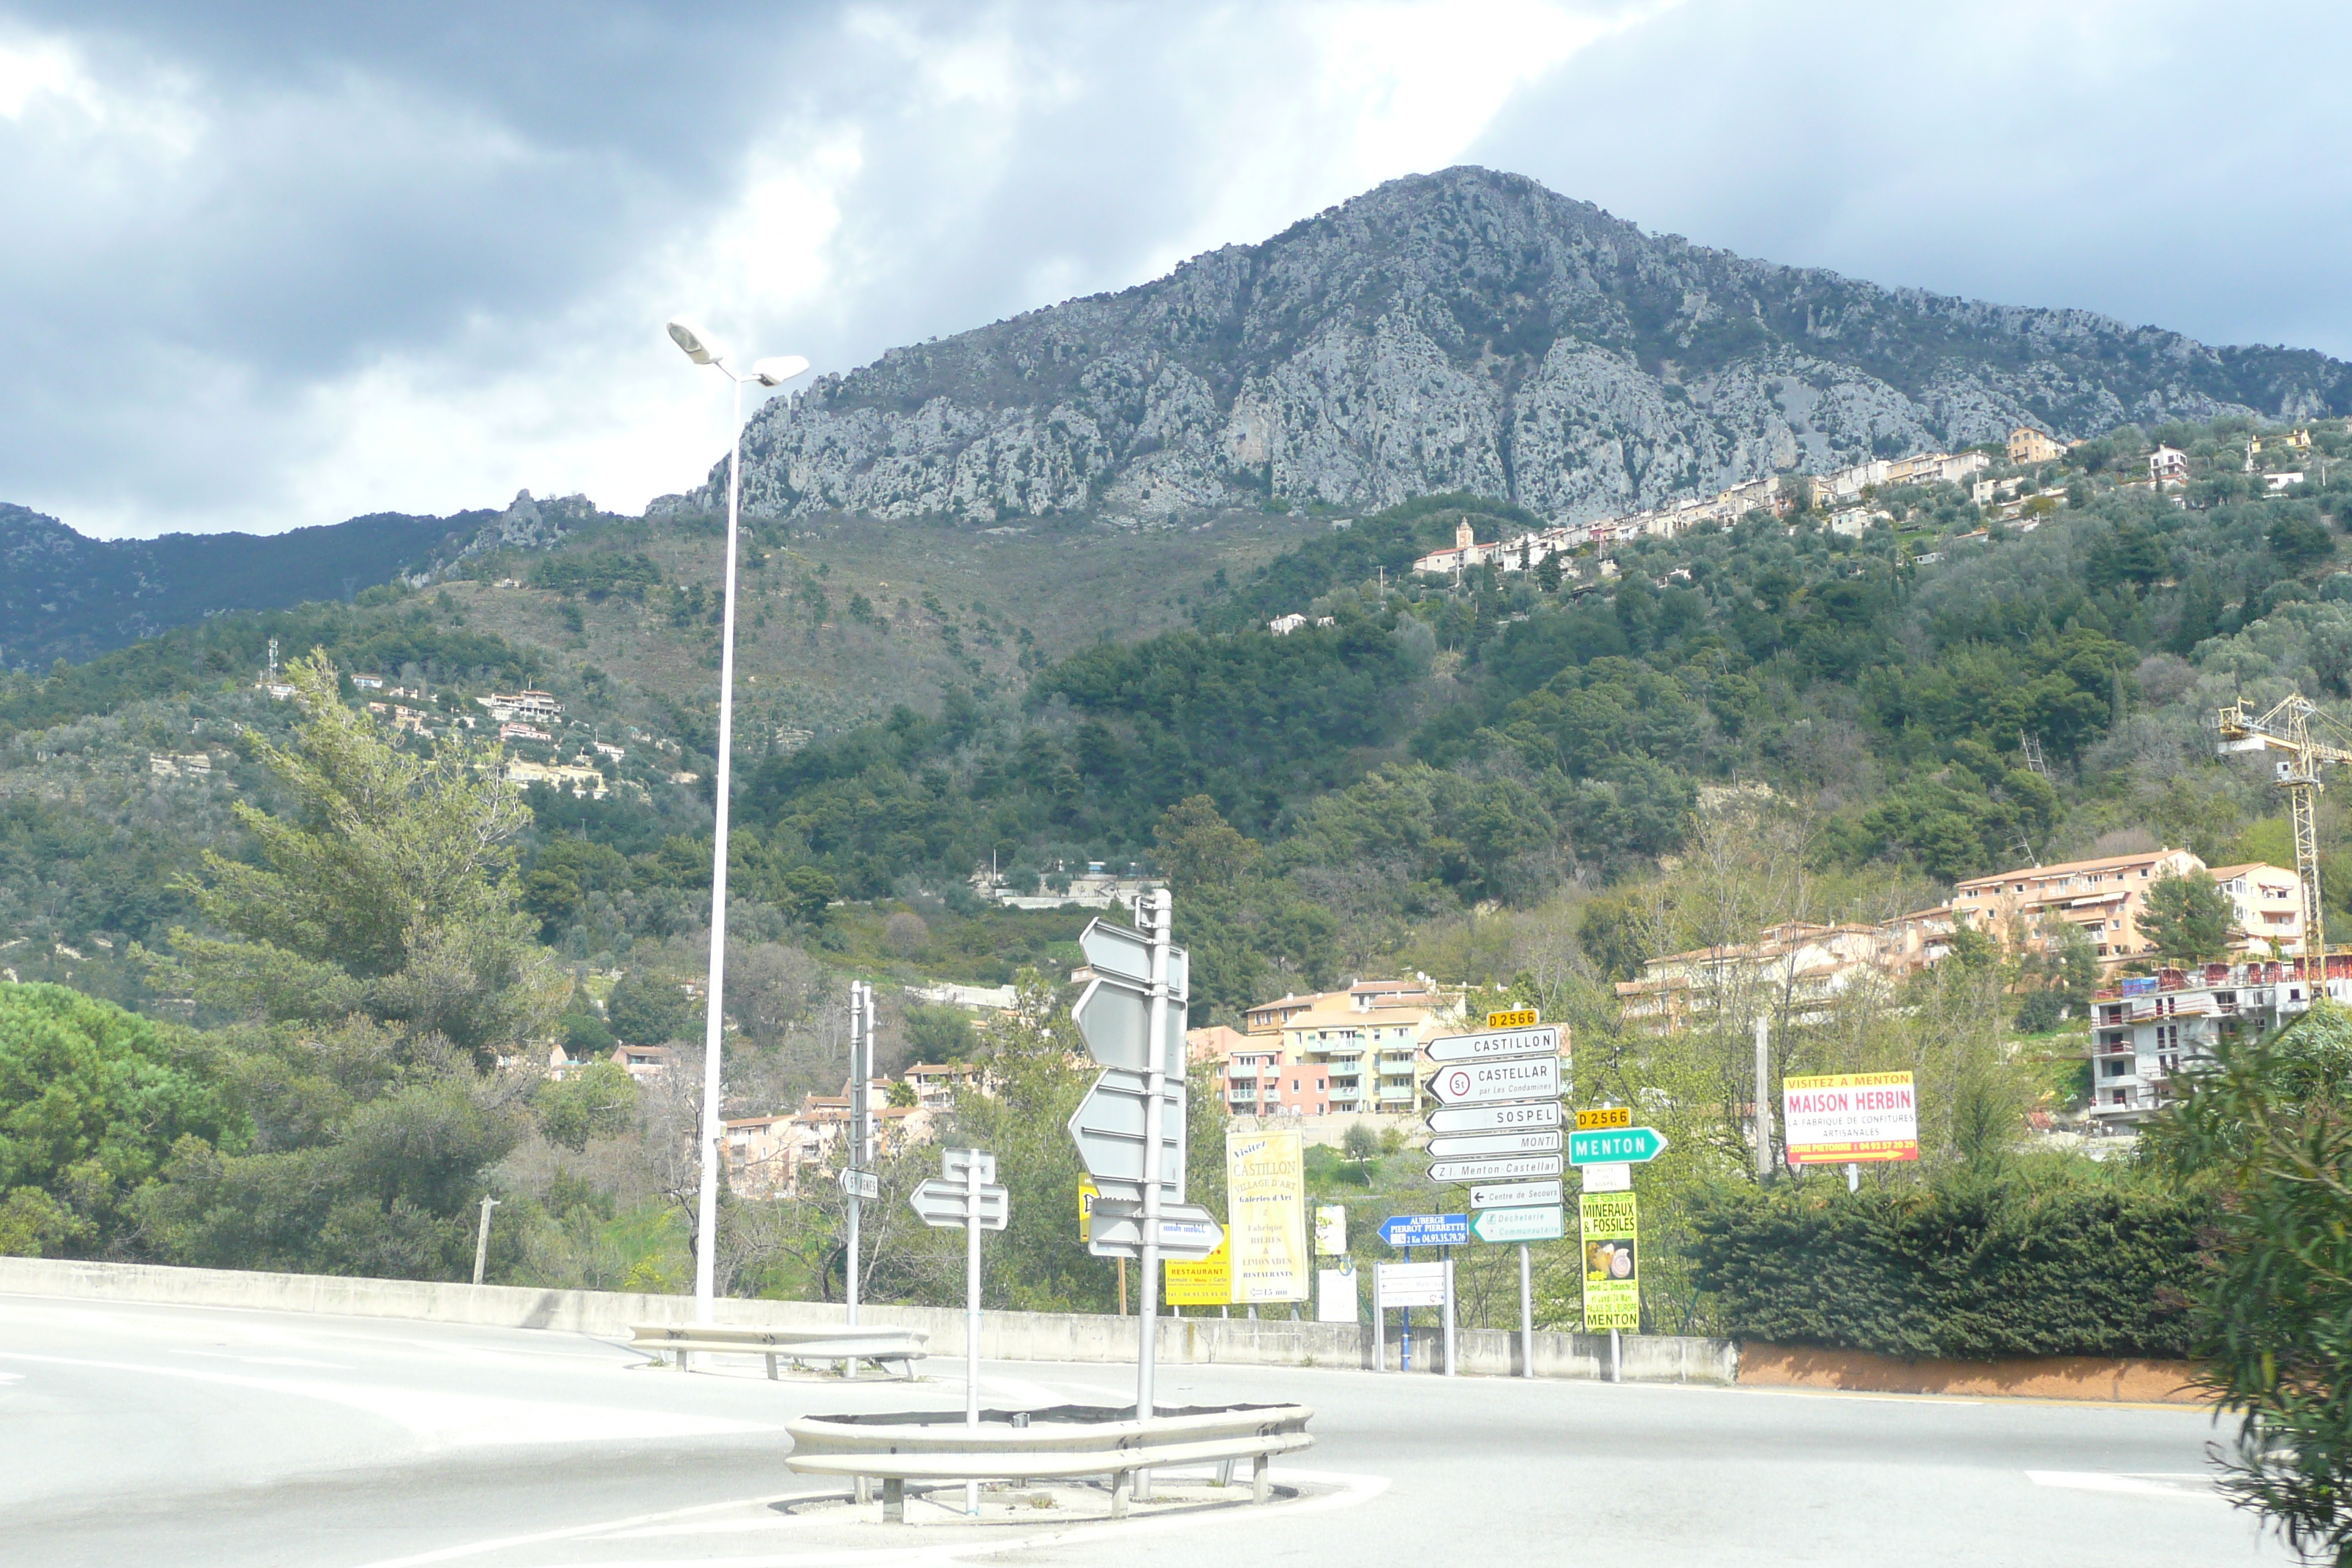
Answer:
1441, 1257, 1456, 1377
1610, 1327, 1621, 1383
1753, 1014, 1772, 1180
1518, 1243, 1534, 1379
1134, 888, 1171, 1496
1374, 1280, 1385, 1372
964, 1150, 981, 1517
845, 982, 866, 1379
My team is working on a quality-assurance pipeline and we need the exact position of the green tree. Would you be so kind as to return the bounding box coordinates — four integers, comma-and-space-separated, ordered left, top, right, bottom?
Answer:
533, 1060, 637, 1150
2153, 1003, 2352, 1561
903, 1005, 976, 1062
608, 969, 696, 1045
0, 982, 244, 1255
2139, 871, 2236, 962
943, 971, 1118, 1312
153, 651, 562, 1063
1341, 1121, 1380, 1184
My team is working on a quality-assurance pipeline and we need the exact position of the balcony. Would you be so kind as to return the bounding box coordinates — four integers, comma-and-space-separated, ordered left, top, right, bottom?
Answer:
1376, 1084, 1415, 1104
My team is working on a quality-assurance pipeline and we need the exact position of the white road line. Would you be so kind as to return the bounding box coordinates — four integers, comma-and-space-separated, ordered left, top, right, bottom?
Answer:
0, 1351, 782, 1447
2027, 1471, 2223, 1501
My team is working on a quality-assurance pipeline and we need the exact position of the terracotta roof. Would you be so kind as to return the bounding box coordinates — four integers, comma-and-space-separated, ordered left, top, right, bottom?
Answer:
1952, 848, 2193, 890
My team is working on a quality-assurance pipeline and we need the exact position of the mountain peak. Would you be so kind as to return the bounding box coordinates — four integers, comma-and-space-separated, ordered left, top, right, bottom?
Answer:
706, 167, 2351, 529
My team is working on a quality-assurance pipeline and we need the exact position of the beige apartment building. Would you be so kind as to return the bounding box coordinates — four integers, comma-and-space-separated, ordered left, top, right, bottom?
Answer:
1214, 977, 1463, 1116
1950, 848, 2304, 961
2007, 426, 2069, 465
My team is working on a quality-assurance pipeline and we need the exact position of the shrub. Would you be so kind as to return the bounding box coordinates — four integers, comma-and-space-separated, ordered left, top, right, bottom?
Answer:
1686, 1166, 2208, 1360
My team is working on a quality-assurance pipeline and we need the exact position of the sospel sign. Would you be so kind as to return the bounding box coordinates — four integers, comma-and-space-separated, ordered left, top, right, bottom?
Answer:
1580, 1191, 1638, 1332
1782, 1071, 1921, 1165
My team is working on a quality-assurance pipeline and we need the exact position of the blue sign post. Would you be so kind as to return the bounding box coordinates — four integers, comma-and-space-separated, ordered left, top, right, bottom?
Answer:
1378, 1213, 1470, 1248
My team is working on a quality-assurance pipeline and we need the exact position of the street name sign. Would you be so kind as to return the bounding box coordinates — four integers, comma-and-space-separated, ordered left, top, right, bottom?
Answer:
1425, 1024, 1562, 1063
1471, 1206, 1566, 1243
1575, 1107, 1631, 1131
1471, 1179, 1563, 1210
1429, 1153, 1564, 1184
1375, 1260, 1448, 1308
1086, 1199, 1226, 1261
1067, 1067, 1186, 1204
1580, 1161, 1632, 1193
1568, 1127, 1669, 1166
1425, 1100, 1560, 1135
840, 1168, 879, 1201
1428, 1055, 1561, 1107
1426, 1128, 1563, 1159
1376, 1213, 1469, 1248
910, 1179, 1008, 1231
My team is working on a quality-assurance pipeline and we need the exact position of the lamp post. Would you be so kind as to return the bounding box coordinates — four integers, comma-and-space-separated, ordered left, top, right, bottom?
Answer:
666, 319, 808, 1323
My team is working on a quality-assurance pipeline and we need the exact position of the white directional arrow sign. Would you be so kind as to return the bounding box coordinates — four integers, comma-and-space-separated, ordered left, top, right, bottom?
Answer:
1425, 1024, 1561, 1063
1085, 1199, 1225, 1260
1429, 1153, 1564, 1184
1072, 975, 1186, 1077
1471, 1179, 1563, 1210
1428, 1055, 1561, 1107
1067, 1068, 1186, 1204
1078, 920, 1189, 998
1425, 1100, 1561, 1135
909, 1178, 1008, 1230
1426, 1128, 1564, 1158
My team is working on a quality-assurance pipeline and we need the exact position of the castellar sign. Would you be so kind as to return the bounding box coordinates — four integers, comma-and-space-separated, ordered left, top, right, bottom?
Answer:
1782, 1071, 1920, 1165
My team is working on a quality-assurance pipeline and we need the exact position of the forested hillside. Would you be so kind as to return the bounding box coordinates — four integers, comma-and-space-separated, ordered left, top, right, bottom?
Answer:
13, 411, 2349, 1034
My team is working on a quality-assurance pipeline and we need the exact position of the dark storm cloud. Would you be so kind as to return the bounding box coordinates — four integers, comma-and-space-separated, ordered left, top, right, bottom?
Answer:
1, 1, 2343, 538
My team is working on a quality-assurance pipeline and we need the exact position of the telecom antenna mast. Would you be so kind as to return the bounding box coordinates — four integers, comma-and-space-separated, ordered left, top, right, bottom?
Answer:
2213, 691, 2352, 962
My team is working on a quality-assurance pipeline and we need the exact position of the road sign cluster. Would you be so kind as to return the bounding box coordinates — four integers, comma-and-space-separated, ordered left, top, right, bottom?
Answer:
1419, 1017, 1567, 1238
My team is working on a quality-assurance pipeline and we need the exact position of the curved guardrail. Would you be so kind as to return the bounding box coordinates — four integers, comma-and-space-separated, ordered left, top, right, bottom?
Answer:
630, 1322, 927, 1379
785, 1401, 1314, 1520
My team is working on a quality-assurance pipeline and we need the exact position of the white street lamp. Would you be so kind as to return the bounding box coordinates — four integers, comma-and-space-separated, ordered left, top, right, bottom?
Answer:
667, 316, 809, 1323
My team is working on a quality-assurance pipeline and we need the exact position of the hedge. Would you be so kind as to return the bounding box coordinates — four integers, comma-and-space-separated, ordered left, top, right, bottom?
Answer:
1686, 1174, 2210, 1360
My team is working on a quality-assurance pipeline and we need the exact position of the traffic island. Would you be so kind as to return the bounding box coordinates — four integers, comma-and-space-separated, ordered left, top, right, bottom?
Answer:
779, 1470, 1309, 1529
784, 1401, 1314, 1523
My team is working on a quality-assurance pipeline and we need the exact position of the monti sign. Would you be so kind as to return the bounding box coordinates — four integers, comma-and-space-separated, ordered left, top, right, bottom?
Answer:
1428, 1055, 1560, 1107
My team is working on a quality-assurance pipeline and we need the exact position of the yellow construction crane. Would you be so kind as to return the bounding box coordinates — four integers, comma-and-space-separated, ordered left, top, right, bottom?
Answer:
2213, 692, 2352, 960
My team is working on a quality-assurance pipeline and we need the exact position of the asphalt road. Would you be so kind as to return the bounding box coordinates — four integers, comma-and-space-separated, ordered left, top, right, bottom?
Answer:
0, 1292, 2288, 1567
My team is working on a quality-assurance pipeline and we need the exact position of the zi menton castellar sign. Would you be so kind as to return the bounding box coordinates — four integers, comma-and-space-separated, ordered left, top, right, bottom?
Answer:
1782, 1072, 1920, 1165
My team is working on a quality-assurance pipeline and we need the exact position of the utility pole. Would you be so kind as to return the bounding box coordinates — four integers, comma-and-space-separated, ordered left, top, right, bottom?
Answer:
472, 1196, 500, 1286
1753, 1014, 1772, 1180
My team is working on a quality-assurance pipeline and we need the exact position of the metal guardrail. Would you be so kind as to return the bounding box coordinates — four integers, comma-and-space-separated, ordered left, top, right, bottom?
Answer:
629, 1322, 927, 1380
785, 1401, 1314, 1520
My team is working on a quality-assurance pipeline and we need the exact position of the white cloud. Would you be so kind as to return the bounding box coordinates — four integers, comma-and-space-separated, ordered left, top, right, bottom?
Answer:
1, 0, 2344, 539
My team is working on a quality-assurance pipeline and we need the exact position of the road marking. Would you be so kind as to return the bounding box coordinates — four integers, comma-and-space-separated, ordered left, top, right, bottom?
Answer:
0, 1352, 781, 1447
2027, 1471, 2223, 1501
174, 1350, 354, 1369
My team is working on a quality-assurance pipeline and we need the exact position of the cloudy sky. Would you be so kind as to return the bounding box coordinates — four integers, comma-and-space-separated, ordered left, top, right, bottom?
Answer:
5, 1, 2348, 539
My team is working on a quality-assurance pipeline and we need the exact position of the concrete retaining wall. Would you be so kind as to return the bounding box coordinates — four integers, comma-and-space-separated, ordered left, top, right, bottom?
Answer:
0, 1256, 1736, 1384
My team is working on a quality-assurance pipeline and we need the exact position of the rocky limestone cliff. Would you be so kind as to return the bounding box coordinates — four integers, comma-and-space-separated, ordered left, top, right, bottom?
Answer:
690, 167, 2351, 527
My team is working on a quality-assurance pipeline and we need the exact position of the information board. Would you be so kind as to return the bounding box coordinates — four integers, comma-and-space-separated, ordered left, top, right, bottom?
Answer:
1227, 1128, 1309, 1303
1165, 1233, 1232, 1307
1782, 1071, 1921, 1164
1580, 1191, 1639, 1332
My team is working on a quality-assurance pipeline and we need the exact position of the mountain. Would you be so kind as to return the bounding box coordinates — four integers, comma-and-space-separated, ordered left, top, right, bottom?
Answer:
0, 491, 601, 668
688, 166, 2352, 527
